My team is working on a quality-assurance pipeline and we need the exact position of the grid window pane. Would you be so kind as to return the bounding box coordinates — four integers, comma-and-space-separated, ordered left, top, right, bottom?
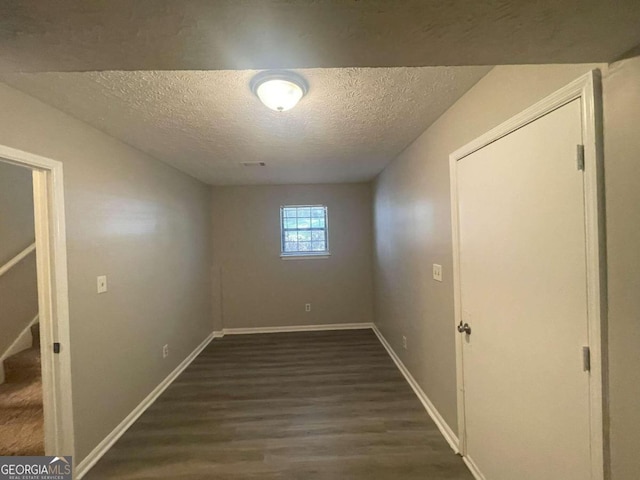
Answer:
285, 231, 298, 242
298, 242, 311, 251
297, 230, 312, 242
312, 241, 326, 251
284, 242, 298, 252
281, 205, 328, 256
297, 217, 311, 229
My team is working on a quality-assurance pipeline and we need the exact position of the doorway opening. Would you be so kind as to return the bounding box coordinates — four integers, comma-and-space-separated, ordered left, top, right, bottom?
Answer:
0, 146, 74, 458
0, 161, 42, 454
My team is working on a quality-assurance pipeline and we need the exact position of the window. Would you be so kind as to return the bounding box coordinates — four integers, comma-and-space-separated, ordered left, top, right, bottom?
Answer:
280, 205, 329, 257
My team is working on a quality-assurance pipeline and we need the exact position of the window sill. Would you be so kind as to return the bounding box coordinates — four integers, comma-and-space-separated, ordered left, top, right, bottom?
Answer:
280, 253, 331, 260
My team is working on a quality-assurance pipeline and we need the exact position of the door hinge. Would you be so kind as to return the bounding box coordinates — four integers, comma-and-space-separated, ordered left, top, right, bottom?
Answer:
576, 144, 585, 171
582, 346, 591, 372
53, 342, 61, 354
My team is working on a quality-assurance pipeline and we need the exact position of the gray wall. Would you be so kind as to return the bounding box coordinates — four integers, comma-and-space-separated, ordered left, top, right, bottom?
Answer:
0, 82, 213, 462
0, 161, 38, 356
212, 184, 373, 329
602, 56, 640, 480
0, 162, 35, 266
373, 61, 640, 478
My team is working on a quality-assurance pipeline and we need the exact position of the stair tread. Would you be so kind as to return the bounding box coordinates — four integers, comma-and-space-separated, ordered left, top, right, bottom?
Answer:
0, 367, 44, 456
0, 326, 44, 456
4, 346, 40, 366
3, 347, 41, 383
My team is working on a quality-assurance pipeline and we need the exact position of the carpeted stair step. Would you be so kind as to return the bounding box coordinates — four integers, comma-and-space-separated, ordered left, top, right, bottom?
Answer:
0, 355, 44, 456
0, 322, 44, 456
3, 347, 41, 384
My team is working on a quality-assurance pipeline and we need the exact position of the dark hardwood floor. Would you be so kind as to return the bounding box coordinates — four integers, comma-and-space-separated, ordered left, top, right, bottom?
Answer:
86, 329, 472, 479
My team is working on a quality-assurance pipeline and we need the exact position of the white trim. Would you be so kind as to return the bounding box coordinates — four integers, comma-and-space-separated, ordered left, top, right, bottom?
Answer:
75, 331, 217, 479
449, 146, 467, 456
371, 325, 460, 453
0, 145, 75, 457
449, 70, 606, 480
451, 72, 598, 161
0, 242, 35, 277
222, 322, 373, 335
280, 254, 331, 260
462, 455, 487, 480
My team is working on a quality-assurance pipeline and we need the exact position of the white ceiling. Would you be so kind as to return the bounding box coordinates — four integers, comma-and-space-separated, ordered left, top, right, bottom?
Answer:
1, 67, 491, 184
1, 1, 639, 72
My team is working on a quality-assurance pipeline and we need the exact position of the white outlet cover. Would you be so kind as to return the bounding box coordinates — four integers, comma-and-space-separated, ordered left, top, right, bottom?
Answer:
433, 264, 443, 282
305, 303, 311, 312
97, 275, 108, 293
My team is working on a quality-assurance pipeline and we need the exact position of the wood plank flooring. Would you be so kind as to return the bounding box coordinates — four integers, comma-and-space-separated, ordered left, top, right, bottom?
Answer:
86, 329, 472, 479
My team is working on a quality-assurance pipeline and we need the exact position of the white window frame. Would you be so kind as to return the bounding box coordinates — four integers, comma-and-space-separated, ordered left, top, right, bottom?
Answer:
280, 205, 330, 259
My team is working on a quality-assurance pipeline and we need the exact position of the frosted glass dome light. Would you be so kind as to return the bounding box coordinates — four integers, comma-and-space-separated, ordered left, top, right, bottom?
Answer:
251, 71, 308, 112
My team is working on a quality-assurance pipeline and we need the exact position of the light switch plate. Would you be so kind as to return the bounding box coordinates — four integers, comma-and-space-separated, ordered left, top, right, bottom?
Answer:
97, 275, 108, 294
433, 264, 443, 282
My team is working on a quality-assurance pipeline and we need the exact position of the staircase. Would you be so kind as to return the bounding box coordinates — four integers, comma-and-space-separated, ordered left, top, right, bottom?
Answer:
0, 323, 44, 456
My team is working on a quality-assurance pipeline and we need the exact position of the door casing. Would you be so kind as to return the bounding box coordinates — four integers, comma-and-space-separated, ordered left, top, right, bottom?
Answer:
449, 70, 606, 480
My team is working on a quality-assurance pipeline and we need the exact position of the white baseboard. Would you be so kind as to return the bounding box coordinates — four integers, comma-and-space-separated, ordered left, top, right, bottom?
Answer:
212, 330, 224, 339
75, 331, 217, 479
371, 324, 460, 453
222, 322, 374, 335
463, 455, 486, 480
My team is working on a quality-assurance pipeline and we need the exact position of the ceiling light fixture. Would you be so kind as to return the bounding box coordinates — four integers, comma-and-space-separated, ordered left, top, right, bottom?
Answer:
250, 70, 308, 112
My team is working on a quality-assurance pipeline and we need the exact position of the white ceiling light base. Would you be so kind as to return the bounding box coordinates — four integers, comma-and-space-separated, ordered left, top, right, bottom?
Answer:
250, 70, 308, 112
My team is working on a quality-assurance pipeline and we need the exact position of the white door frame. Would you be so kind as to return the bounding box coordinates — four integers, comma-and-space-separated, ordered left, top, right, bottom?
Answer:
449, 70, 606, 479
0, 145, 75, 457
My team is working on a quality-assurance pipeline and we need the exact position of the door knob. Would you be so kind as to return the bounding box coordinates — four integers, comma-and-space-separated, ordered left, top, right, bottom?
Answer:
457, 322, 471, 335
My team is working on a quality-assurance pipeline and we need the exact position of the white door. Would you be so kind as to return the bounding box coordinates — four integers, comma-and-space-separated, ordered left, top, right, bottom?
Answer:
456, 99, 592, 479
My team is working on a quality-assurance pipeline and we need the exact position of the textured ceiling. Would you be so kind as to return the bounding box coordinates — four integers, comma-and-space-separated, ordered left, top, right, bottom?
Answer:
0, 67, 491, 184
1, 1, 639, 72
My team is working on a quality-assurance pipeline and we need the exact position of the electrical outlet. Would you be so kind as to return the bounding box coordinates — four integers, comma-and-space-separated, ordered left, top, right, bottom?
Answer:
305, 303, 311, 312
402, 336, 407, 350
162, 344, 169, 358
97, 275, 108, 293
433, 264, 443, 282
